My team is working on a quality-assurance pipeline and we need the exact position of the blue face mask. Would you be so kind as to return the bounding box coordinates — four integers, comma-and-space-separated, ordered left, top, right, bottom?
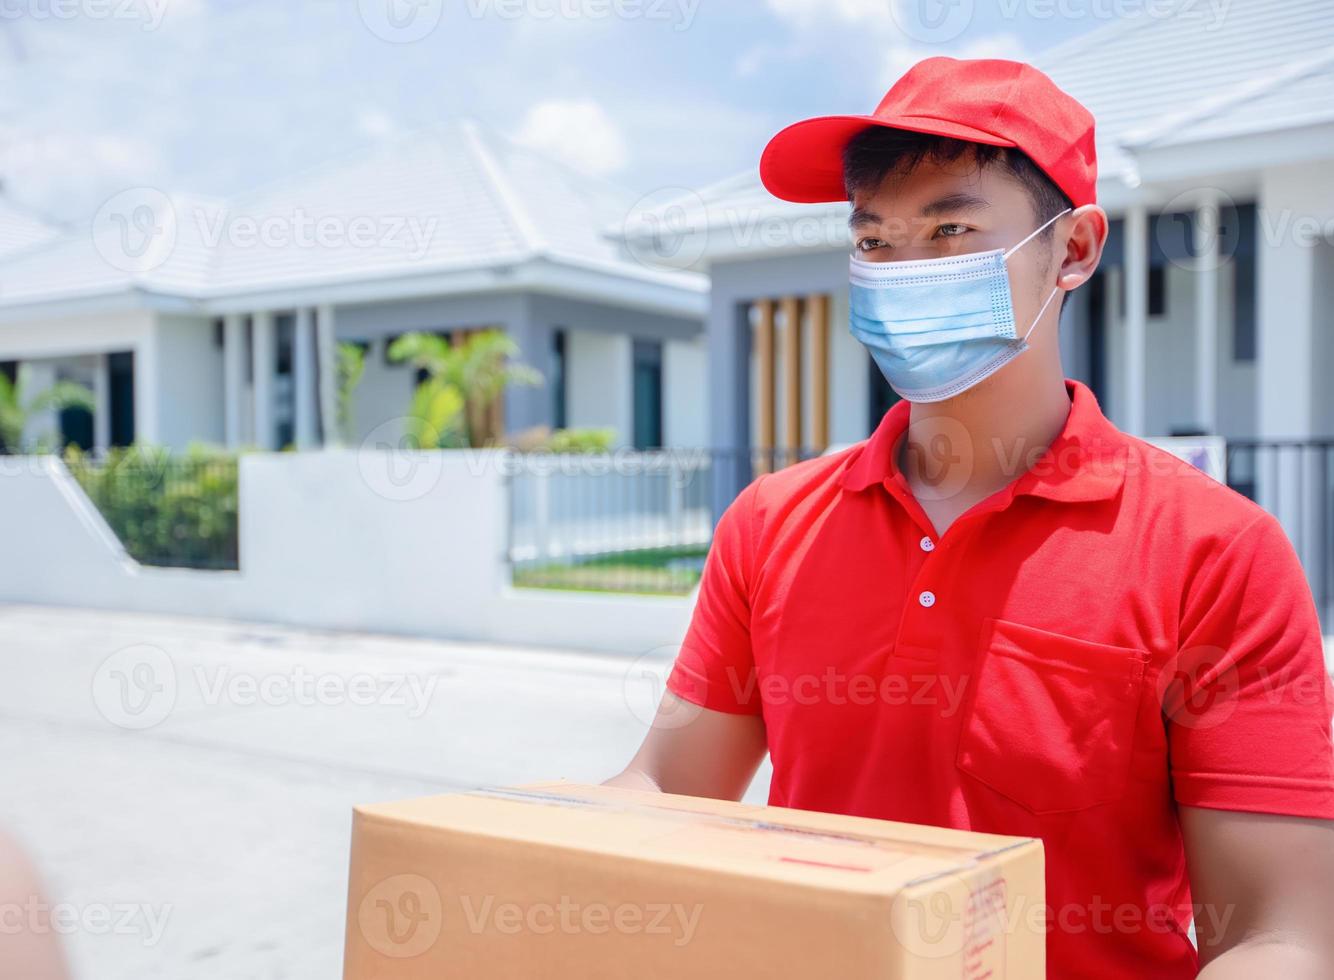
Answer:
849, 208, 1070, 403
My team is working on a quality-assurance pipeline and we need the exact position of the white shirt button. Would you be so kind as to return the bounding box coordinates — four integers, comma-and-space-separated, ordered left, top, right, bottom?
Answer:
919, 590, 936, 608
919, 536, 935, 552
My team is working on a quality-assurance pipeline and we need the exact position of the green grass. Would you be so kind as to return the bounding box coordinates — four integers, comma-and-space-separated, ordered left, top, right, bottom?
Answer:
513, 545, 708, 596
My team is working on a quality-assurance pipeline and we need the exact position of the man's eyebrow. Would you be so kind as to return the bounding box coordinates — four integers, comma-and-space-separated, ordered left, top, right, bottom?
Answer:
848, 207, 881, 230
919, 193, 991, 217
848, 194, 990, 230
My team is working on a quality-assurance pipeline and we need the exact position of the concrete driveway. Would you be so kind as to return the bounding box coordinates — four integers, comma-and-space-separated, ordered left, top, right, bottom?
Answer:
0, 603, 771, 980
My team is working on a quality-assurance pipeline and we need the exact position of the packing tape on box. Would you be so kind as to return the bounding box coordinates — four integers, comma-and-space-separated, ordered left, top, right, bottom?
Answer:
465, 785, 1030, 888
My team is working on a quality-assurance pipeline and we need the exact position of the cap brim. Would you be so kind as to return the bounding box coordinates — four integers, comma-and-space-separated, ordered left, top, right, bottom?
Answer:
759, 114, 1018, 204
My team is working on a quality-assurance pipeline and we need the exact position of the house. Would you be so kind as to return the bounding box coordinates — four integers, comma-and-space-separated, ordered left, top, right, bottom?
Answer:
619, 0, 1334, 454
0, 120, 709, 453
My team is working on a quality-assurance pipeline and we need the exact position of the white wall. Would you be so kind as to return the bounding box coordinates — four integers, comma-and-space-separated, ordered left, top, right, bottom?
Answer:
565, 329, 632, 445
663, 334, 707, 447
347, 336, 416, 445
1257, 161, 1334, 439
0, 452, 692, 655
155, 314, 225, 448
828, 287, 871, 444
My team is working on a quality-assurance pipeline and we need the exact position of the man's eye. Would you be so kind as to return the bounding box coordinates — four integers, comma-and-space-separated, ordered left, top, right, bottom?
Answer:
935, 224, 968, 238
856, 238, 886, 253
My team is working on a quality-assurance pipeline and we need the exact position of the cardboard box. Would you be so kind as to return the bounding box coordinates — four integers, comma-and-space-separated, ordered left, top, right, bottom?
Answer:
343, 781, 1044, 979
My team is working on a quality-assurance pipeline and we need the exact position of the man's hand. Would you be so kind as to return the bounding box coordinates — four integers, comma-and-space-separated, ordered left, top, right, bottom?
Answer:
1183, 806, 1334, 977
605, 692, 767, 801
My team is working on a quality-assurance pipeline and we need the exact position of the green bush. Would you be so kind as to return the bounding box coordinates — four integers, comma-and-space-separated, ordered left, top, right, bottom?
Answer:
65, 444, 239, 570
543, 428, 617, 454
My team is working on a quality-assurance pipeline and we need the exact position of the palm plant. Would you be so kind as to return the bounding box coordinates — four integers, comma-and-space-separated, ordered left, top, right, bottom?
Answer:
335, 341, 367, 445
0, 365, 96, 453
387, 329, 541, 448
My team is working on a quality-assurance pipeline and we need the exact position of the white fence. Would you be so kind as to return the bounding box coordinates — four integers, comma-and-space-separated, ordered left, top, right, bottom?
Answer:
0, 451, 693, 654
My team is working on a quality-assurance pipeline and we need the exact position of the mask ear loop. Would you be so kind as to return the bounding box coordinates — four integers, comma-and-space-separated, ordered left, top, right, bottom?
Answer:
1021, 286, 1064, 342
1002, 207, 1072, 261
1006, 207, 1072, 343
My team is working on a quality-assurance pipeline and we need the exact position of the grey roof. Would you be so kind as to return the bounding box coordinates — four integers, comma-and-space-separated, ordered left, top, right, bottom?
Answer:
0, 119, 703, 312
0, 196, 64, 261
1038, 0, 1334, 175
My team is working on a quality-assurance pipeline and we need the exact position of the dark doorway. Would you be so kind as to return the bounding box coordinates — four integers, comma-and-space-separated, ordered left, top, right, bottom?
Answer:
1087, 269, 1108, 412
108, 352, 135, 447
867, 355, 900, 435
60, 401, 94, 451
632, 340, 663, 449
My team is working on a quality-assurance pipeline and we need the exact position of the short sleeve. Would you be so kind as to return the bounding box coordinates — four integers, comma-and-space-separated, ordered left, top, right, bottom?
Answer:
1168, 512, 1334, 818
665, 478, 764, 715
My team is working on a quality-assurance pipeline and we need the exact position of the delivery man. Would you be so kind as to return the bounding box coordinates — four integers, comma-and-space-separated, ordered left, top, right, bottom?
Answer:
609, 58, 1334, 978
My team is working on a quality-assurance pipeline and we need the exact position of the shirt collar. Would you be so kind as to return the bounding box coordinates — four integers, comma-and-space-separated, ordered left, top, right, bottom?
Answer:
838, 379, 1127, 504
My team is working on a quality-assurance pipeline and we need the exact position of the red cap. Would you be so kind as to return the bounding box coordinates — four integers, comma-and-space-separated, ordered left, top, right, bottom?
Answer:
759, 57, 1097, 208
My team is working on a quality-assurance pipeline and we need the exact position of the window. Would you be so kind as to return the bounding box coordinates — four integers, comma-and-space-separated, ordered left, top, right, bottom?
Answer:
632, 340, 663, 450
1233, 250, 1257, 362
551, 329, 567, 430
867, 355, 899, 433
108, 351, 135, 447
1148, 265, 1167, 317
1087, 269, 1108, 410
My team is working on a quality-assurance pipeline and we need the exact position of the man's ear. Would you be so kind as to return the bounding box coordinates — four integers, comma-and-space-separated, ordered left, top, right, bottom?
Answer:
1057, 204, 1108, 292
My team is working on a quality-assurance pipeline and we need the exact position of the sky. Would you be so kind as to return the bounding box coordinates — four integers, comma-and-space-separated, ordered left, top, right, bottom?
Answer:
0, 0, 1105, 226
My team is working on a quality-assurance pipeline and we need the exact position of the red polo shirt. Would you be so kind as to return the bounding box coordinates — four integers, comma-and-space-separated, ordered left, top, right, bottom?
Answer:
668, 379, 1334, 979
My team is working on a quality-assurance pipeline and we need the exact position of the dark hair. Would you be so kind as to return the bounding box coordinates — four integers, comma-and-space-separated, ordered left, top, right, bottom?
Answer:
842, 127, 1072, 233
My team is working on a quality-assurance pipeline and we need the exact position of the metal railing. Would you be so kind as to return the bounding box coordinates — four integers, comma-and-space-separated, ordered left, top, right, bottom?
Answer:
507, 441, 1334, 618
506, 448, 818, 595
66, 453, 240, 571
1225, 440, 1334, 626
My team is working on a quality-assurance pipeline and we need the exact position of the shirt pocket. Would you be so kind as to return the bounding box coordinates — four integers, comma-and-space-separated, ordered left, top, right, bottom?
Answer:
955, 617, 1149, 815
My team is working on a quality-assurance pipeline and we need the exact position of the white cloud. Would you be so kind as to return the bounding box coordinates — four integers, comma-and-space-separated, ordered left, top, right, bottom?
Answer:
0, 124, 164, 218
764, 0, 890, 28
879, 33, 1029, 89
355, 108, 399, 140
511, 99, 629, 178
